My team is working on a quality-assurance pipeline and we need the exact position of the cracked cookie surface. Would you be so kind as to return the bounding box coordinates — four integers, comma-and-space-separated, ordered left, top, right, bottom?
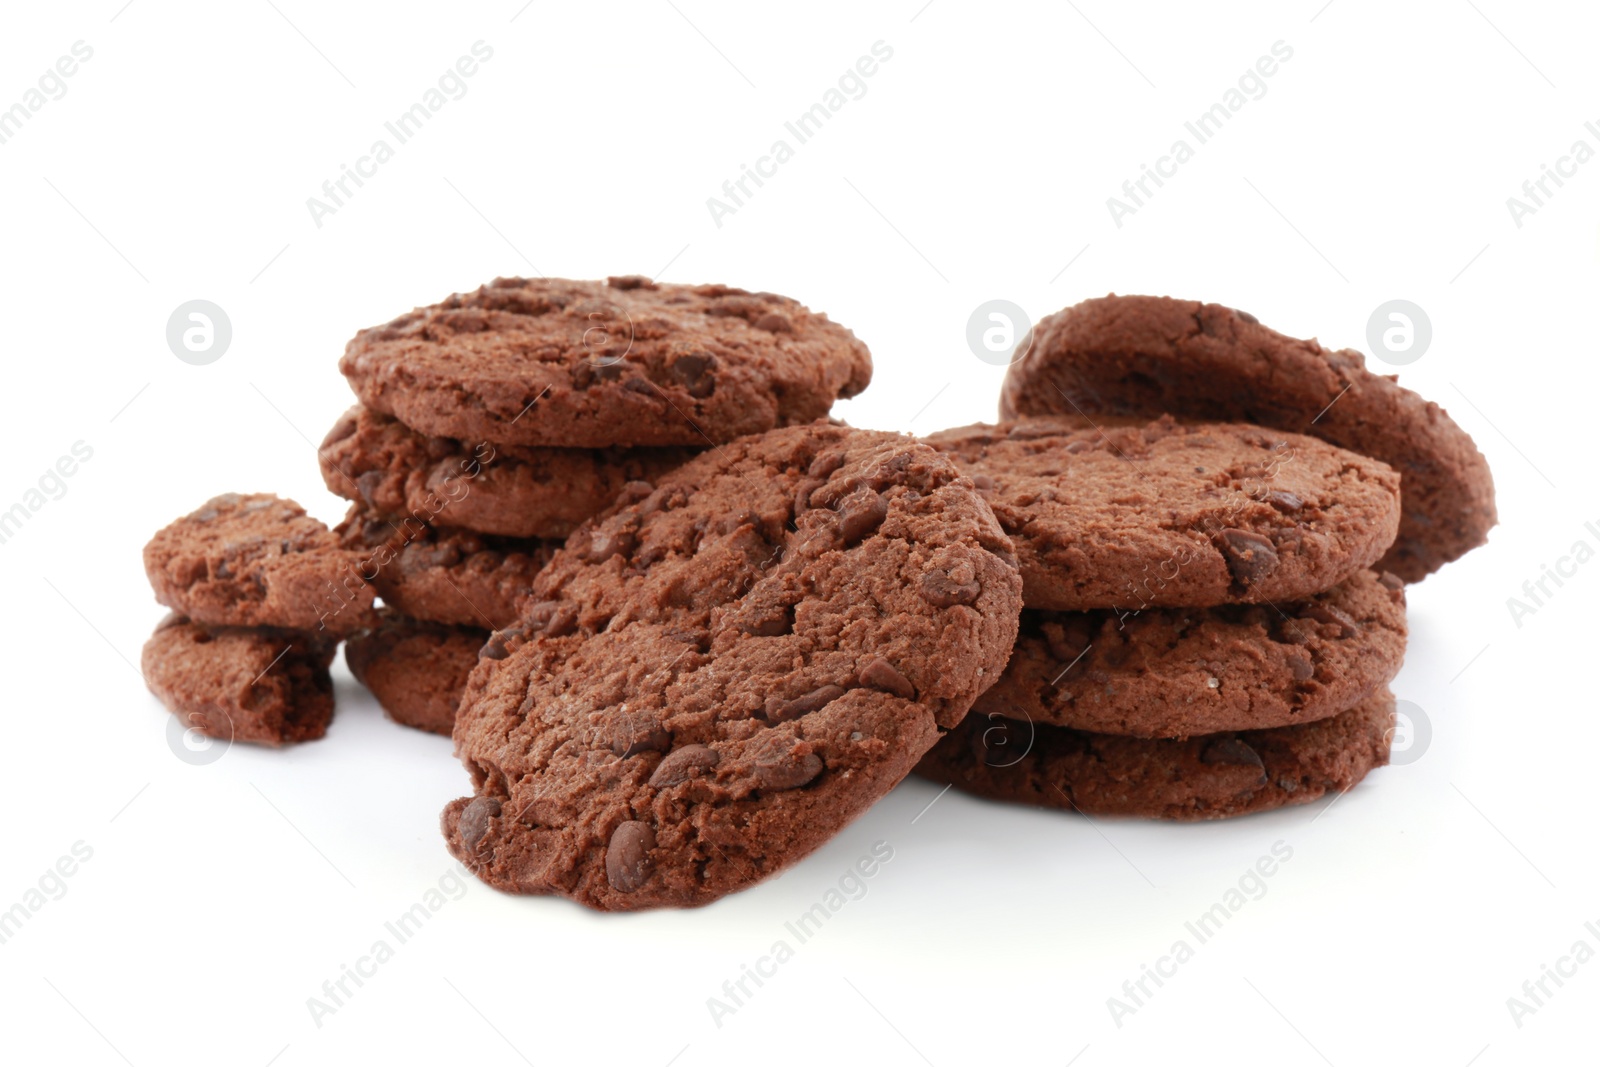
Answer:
340, 276, 872, 448
142, 613, 337, 747
143, 493, 376, 635
925, 416, 1401, 610
442, 422, 1022, 910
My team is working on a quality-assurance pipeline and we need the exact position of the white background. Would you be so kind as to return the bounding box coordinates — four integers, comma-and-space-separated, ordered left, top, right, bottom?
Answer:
1, 2, 1595, 1064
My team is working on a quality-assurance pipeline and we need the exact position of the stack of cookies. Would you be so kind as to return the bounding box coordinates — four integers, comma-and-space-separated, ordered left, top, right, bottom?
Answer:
913, 295, 1495, 818
324, 275, 871, 736
140, 493, 379, 745
136, 282, 1495, 911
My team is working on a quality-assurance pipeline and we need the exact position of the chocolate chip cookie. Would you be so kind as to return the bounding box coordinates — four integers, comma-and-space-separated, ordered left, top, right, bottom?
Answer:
442, 423, 1022, 910
340, 276, 873, 449
999, 295, 1496, 581
141, 613, 336, 746
979, 569, 1406, 739
336, 507, 557, 630
319, 405, 699, 539
917, 687, 1395, 820
925, 416, 1402, 610
144, 493, 377, 635
345, 611, 485, 736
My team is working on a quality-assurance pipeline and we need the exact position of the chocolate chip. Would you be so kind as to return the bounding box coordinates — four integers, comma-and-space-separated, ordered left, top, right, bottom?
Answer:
1378, 571, 1405, 593
650, 744, 721, 787
1216, 528, 1280, 589
793, 478, 821, 515
479, 631, 512, 660
584, 526, 635, 564
605, 821, 656, 892
606, 275, 654, 290
808, 451, 845, 479
523, 600, 577, 638
1264, 490, 1303, 513
970, 474, 996, 493
857, 657, 915, 699
670, 353, 717, 398
921, 570, 981, 607
1235, 308, 1259, 324
1300, 602, 1360, 638
1285, 652, 1315, 682
1200, 737, 1264, 771
753, 312, 792, 333
354, 470, 386, 506
609, 711, 672, 758
765, 684, 846, 722
836, 488, 888, 545
458, 796, 501, 853
414, 540, 463, 568
755, 751, 824, 791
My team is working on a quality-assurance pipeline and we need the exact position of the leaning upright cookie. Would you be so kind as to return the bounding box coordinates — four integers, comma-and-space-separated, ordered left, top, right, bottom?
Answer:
442, 423, 1023, 910
340, 276, 873, 448
999, 295, 1495, 581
